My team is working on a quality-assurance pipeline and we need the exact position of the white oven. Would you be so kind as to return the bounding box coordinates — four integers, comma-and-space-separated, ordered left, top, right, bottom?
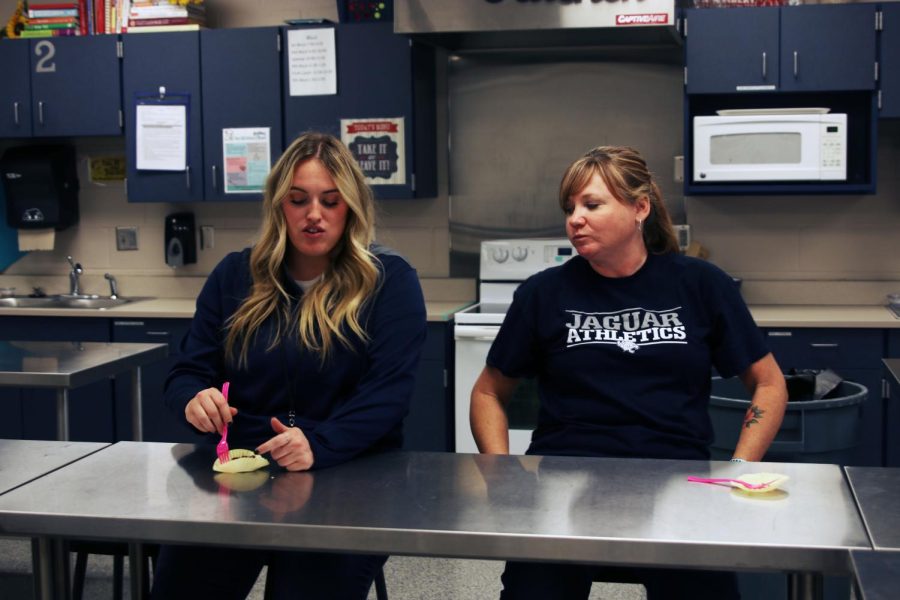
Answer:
693, 110, 847, 182
453, 238, 575, 454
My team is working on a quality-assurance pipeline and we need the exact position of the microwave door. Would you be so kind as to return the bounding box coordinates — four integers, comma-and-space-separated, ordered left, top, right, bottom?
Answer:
694, 119, 820, 182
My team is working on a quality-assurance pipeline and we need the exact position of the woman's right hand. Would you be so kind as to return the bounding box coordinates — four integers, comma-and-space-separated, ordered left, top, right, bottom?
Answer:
184, 387, 237, 434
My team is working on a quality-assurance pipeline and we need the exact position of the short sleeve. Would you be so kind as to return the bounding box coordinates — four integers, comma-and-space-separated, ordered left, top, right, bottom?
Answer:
708, 275, 769, 378
486, 279, 541, 378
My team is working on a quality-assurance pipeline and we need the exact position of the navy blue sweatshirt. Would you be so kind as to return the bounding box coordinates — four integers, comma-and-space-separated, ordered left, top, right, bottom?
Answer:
164, 246, 427, 470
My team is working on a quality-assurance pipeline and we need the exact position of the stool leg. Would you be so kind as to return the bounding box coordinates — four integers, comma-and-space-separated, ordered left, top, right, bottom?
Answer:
72, 552, 87, 600
113, 555, 123, 600
374, 567, 388, 600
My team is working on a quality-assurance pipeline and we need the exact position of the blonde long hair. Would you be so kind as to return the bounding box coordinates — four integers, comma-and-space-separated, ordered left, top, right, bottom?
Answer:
559, 146, 679, 255
225, 133, 379, 367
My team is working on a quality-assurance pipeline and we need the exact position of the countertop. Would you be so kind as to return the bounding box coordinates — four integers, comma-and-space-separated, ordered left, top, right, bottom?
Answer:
0, 298, 474, 323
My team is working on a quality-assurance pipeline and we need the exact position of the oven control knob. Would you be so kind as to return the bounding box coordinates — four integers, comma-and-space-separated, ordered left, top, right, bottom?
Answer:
491, 247, 509, 263
512, 247, 528, 262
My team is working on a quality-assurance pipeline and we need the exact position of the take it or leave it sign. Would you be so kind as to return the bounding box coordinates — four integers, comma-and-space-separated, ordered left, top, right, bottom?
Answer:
340, 118, 405, 186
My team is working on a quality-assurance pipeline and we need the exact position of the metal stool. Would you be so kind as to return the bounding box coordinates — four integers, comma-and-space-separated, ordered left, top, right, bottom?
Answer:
262, 563, 388, 600
71, 541, 157, 600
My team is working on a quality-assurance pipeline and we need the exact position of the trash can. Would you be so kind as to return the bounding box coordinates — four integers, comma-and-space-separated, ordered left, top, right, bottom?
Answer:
709, 376, 867, 464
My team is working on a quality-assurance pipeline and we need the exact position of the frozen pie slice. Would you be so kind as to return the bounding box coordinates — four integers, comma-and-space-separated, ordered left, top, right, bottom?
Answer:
213, 449, 269, 473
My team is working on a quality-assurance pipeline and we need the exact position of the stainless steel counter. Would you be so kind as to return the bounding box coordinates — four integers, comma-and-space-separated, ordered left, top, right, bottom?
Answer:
0, 444, 868, 576
885, 359, 900, 387
0, 440, 107, 495
845, 467, 900, 551
0, 341, 167, 441
850, 550, 900, 600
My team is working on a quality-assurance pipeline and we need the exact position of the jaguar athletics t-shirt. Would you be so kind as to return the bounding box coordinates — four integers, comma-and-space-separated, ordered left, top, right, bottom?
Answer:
486, 252, 768, 460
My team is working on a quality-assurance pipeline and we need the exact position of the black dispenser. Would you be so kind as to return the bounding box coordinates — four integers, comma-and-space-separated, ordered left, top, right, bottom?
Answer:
165, 212, 196, 268
0, 145, 79, 230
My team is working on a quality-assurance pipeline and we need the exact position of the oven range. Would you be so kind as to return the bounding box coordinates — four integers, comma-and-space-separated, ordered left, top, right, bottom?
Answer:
453, 238, 575, 454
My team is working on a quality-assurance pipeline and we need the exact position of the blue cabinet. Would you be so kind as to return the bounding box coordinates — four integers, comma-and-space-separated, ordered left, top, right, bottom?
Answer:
111, 318, 201, 443
0, 317, 115, 442
123, 28, 283, 203
763, 327, 885, 466
0, 36, 122, 138
0, 41, 32, 138
282, 22, 436, 199
881, 4, 900, 118
686, 5, 877, 94
122, 31, 204, 203
887, 330, 900, 466
685, 7, 779, 94
404, 322, 453, 452
200, 27, 283, 202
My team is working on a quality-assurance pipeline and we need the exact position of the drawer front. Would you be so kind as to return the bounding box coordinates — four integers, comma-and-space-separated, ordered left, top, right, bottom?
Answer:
763, 328, 884, 371
889, 330, 900, 358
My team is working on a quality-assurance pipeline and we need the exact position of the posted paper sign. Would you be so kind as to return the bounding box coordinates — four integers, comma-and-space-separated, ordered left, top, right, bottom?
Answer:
222, 127, 271, 194
287, 28, 337, 97
340, 118, 405, 186
135, 104, 187, 171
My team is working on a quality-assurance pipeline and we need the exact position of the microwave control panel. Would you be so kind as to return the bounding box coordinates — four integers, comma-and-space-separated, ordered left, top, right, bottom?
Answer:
820, 122, 846, 178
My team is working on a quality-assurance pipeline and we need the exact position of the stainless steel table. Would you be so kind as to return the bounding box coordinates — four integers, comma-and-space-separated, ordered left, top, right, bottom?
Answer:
0, 341, 168, 441
0, 444, 871, 599
0, 440, 108, 600
845, 467, 900, 600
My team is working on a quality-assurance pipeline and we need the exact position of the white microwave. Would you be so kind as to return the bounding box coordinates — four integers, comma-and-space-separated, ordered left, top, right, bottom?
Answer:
693, 112, 847, 182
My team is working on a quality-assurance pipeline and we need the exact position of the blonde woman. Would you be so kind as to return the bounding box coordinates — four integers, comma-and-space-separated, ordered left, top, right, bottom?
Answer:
152, 133, 426, 600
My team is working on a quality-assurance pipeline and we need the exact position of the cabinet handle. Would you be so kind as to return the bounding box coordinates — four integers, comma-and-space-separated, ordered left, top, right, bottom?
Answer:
761, 52, 766, 79
37, 101, 44, 125
212, 165, 217, 191
145, 331, 170, 337
793, 51, 799, 77
185, 165, 191, 189
13, 101, 19, 125
809, 343, 839, 349
767, 331, 792, 337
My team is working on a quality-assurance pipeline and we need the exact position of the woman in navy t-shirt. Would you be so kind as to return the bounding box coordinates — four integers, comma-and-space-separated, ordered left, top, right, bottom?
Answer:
470, 146, 788, 600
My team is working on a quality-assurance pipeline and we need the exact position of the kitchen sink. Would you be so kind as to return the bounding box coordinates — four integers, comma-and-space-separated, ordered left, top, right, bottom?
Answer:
0, 295, 151, 310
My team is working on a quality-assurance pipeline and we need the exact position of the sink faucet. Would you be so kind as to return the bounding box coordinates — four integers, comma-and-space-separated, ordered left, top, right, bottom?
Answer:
66, 255, 83, 296
104, 273, 119, 299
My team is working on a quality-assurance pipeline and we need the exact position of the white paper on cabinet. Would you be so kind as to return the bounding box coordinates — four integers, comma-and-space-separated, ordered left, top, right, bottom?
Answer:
135, 104, 187, 171
287, 28, 337, 97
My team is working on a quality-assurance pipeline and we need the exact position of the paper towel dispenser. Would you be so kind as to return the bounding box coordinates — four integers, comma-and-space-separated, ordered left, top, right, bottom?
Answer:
0, 145, 79, 230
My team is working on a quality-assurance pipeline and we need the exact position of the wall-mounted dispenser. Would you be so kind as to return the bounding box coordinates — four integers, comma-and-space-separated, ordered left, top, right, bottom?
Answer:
0, 145, 79, 251
165, 212, 196, 268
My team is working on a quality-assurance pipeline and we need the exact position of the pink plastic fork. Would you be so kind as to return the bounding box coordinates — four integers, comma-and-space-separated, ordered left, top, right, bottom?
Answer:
686, 476, 775, 490
216, 382, 230, 463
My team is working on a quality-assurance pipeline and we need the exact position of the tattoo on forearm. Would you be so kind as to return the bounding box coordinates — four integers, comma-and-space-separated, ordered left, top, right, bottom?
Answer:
743, 405, 765, 428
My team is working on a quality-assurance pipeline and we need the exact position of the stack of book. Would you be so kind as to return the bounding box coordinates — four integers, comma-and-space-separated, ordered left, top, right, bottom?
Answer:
21, 2, 82, 37
127, 0, 206, 33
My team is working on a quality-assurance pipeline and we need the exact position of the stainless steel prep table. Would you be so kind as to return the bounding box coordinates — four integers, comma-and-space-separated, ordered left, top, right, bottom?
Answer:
0, 440, 109, 600
0, 341, 167, 441
844, 467, 900, 600
0, 444, 871, 599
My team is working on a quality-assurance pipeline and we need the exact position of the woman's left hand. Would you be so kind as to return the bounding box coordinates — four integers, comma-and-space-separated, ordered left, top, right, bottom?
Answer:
256, 417, 315, 471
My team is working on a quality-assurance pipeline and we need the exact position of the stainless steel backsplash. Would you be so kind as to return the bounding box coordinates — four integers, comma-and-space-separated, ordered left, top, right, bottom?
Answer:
447, 49, 685, 277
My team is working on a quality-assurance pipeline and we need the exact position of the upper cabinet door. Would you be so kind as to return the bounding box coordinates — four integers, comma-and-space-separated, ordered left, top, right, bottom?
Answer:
780, 4, 876, 92
0, 41, 33, 138
880, 4, 900, 118
122, 31, 204, 203
30, 36, 122, 137
200, 27, 283, 202
283, 23, 436, 199
685, 7, 779, 94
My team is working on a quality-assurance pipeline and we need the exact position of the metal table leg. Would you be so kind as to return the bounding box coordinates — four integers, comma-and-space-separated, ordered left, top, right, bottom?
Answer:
129, 542, 148, 600
788, 572, 824, 600
55, 388, 69, 441
131, 366, 143, 442
33, 537, 70, 600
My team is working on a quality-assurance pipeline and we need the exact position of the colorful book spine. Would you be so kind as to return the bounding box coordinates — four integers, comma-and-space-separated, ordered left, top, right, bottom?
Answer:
27, 2, 79, 9
78, 0, 88, 35
20, 27, 79, 37
25, 22, 79, 29
128, 16, 194, 26
27, 16, 79, 24
27, 8, 79, 17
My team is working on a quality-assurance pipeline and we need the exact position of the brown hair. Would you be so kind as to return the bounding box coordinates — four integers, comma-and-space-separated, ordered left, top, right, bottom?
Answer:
224, 132, 379, 367
558, 146, 679, 255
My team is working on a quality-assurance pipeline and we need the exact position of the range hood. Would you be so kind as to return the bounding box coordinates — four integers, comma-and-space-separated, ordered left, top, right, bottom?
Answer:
395, 0, 682, 51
